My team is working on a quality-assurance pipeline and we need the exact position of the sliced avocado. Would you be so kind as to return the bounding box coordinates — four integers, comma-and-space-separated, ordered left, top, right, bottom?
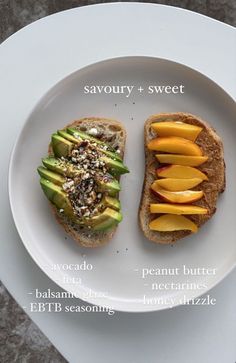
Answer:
42, 157, 121, 196
57, 130, 80, 144
51, 133, 128, 176
67, 127, 108, 147
38, 165, 120, 202
96, 174, 121, 196
100, 156, 129, 176
92, 218, 118, 232
37, 166, 66, 186
102, 149, 123, 162
91, 208, 122, 231
101, 195, 121, 211
51, 134, 73, 158
40, 178, 75, 220
93, 219, 117, 231
40, 178, 121, 229
67, 127, 123, 162
42, 157, 80, 178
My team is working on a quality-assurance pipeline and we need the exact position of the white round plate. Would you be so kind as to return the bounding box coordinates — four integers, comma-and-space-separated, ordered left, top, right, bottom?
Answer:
9, 56, 236, 312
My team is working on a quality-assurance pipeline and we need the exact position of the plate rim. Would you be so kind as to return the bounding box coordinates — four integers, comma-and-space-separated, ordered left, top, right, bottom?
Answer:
1, 2, 235, 51
8, 55, 236, 312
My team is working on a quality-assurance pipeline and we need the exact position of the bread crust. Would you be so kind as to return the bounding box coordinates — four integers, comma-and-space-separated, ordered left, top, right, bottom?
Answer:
47, 117, 127, 248
139, 112, 225, 244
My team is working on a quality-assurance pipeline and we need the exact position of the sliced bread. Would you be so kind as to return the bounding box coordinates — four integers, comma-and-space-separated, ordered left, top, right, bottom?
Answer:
139, 112, 225, 244
47, 117, 127, 248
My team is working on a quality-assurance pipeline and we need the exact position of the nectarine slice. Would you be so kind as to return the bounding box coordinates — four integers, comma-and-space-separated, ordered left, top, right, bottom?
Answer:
151, 184, 203, 204
150, 203, 208, 215
149, 214, 198, 233
151, 122, 202, 141
155, 154, 208, 166
157, 165, 208, 180
147, 137, 203, 156
153, 178, 203, 191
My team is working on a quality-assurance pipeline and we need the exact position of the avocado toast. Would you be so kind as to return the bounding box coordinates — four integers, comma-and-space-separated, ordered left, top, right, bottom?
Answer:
38, 117, 129, 247
139, 113, 225, 244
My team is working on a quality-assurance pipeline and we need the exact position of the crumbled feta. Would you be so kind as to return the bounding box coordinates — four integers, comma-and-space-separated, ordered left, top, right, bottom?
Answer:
88, 128, 98, 136
62, 180, 74, 191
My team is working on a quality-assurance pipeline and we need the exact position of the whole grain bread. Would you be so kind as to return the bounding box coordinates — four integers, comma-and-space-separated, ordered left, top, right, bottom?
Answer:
48, 117, 126, 248
139, 112, 225, 244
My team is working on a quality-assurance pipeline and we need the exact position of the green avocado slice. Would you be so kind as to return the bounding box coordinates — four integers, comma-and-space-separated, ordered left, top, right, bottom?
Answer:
37, 166, 66, 186
101, 195, 121, 211
51, 134, 73, 158
38, 167, 121, 210
51, 134, 128, 175
42, 157, 121, 196
95, 174, 121, 196
99, 156, 129, 176
91, 208, 122, 231
57, 130, 80, 144
93, 220, 117, 231
42, 157, 79, 178
40, 179, 121, 230
40, 178, 75, 220
66, 127, 123, 162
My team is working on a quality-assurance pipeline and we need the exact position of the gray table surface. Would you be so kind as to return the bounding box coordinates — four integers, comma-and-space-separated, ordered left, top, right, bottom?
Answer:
0, 1, 235, 362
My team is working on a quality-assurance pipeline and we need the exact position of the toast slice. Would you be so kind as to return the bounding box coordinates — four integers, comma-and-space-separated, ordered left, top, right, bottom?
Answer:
139, 112, 225, 244
48, 117, 127, 248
